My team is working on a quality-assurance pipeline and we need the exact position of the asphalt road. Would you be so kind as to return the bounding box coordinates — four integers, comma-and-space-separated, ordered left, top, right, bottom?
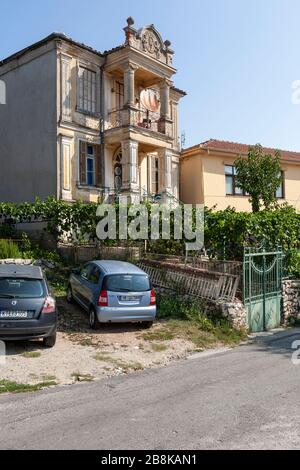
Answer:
1, 329, 300, 450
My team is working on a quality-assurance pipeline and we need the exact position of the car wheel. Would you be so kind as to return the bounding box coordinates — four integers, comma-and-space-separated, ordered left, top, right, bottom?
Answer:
66, 285, 73, 303
141, 321, 153, 329
43, 332, 57, 348
89, 307, 100, 330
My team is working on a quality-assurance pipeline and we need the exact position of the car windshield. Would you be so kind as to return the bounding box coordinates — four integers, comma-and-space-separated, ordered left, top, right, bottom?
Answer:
0, 278, 46, 299
103, 274, 151, 292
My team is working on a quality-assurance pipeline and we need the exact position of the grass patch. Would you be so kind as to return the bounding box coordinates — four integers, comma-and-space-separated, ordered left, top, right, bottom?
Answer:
71, 372, 94, 382
142, 294, 247, 349
21, 351, 41, 358
0, 379, 57, 394
151, 343, 168, 352
142, 330, 175, 342
77, 337, 94, 347
94, 352, 143, 372
41, 374, 57, 381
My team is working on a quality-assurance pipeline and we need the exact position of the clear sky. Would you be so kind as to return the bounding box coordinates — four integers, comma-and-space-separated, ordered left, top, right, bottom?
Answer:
1, 0, 300, 150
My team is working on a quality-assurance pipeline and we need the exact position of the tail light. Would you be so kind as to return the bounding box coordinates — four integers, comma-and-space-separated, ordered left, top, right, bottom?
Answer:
42, 296, 56, 314
150, 289, 156, 306
98, 290, 108, 307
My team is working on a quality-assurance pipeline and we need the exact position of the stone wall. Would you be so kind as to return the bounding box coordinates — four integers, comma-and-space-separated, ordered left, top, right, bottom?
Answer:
282, 279, 300, 324
58, 244, 141, 264
215, 300, 247, 331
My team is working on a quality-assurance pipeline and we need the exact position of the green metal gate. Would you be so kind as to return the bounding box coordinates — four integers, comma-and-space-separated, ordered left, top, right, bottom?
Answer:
243, 247, 283, 332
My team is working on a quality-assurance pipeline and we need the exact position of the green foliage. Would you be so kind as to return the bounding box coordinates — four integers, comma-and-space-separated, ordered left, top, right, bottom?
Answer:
1, 197, 300, 272
0, 379, 56, 394
0, 239, 21, 259
234, 144, 282, 212
284, 249, 300, 278
204, 204, 300, 261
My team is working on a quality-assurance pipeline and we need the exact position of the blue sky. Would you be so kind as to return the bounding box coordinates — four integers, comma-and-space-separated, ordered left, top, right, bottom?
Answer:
1, 0, 300, 150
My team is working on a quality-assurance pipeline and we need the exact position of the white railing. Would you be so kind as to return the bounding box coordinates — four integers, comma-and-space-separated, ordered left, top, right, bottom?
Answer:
138, 262, 240, 302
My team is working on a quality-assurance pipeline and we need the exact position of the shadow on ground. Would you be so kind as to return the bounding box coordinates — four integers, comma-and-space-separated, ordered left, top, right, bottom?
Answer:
248, 328, 300, 359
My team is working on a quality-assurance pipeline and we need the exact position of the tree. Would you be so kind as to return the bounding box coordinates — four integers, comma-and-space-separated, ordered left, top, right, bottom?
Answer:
234, 144, 282, 212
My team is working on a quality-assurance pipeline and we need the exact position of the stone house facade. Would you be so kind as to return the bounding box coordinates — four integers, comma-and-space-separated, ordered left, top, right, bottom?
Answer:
0, 18, 185, 204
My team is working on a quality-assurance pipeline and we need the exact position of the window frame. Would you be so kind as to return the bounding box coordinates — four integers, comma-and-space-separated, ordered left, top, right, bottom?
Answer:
225, 165, 246, 196
77, 65, 97, 115
225, 165, 285, 199
276, 171, 285, 199
115, 81, 124, 110
86, 145, 95, 187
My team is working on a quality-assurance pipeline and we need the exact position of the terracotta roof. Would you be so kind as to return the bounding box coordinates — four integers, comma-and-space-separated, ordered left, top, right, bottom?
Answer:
183, 139, 300, 163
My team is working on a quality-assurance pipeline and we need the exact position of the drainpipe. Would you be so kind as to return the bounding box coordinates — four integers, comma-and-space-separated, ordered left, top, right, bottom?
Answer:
100, 56, 107, 198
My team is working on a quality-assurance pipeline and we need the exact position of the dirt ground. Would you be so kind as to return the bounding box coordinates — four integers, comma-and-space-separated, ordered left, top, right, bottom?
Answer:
1, 297, 196, 386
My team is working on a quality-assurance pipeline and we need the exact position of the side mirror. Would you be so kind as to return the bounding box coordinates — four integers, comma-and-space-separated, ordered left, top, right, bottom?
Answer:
72, 267, 80, 275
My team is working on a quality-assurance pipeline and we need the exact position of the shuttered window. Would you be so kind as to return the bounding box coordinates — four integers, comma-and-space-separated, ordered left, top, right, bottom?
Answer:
77, 67, 97, 114
79, 141, 101, 187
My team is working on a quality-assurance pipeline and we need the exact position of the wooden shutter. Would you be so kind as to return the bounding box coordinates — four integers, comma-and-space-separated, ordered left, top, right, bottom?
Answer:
95, 144, 102, 187
79, 141, 86, 184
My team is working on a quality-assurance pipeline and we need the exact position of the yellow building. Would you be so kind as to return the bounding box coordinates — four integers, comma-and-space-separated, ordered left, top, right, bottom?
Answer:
180, 139, 300, 211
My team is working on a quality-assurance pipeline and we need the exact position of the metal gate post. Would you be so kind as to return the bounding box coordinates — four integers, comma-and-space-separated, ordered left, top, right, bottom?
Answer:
262, 253, 266, 331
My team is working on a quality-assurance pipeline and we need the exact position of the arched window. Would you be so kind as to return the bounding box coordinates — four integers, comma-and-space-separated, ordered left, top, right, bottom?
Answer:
114, 148, 123, 192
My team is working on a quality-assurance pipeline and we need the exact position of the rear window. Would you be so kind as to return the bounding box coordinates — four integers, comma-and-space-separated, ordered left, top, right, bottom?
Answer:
0, 278, 46, 299
103, 274, 151, 292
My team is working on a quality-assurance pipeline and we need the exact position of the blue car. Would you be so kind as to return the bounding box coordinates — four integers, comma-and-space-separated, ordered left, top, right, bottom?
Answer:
67, 260, 156, 329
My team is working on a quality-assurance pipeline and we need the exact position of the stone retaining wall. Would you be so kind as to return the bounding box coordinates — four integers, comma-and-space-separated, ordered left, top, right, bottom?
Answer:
214, 300, 247, 330
282, 279, 300, 324
57, 244, 141, 264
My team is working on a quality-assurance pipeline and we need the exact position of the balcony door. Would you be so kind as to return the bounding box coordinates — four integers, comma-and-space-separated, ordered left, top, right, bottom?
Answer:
114, 148, 123, 193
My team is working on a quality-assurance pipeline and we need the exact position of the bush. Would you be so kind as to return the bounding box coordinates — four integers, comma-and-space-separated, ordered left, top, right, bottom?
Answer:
156, 293, 245, 344
0, 239, 21, 259
1, 198, 300, 265
156, 292, 213, 326
205, 204, 300, 261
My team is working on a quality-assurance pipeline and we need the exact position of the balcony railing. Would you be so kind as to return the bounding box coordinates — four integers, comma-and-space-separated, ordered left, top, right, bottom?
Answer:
105, 108, 161, 133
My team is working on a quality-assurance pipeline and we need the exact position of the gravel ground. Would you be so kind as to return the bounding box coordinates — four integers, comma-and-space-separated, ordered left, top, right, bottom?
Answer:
0, 297, 195, 386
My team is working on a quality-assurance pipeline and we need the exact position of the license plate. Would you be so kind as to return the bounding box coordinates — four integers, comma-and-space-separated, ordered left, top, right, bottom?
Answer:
120, 296, 140, 301
0, 310, 30, 319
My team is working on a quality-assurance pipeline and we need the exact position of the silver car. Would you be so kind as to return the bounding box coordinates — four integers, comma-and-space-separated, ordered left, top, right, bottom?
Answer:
67, 260, 156, 329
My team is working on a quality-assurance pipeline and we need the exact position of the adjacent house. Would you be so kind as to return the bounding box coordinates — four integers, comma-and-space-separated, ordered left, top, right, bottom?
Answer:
180, 139, 300, 211
0, 18, 185, 204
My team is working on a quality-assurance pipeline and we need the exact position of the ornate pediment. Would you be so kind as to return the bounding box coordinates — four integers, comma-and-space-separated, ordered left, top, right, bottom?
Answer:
123, 19, 174, 66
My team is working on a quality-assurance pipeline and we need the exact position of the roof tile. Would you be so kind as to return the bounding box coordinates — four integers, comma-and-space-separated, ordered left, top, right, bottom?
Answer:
183, 139, 300, 163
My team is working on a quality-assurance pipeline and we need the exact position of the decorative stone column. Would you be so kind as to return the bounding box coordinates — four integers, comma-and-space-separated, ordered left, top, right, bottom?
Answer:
120, 140, 140, 203
158, 79, 173, 136
122, 63, 139, 126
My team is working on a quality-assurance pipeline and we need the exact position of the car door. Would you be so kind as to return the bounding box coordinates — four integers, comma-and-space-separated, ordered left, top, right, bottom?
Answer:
86, 265, 101, 307
76, 263, 94, 309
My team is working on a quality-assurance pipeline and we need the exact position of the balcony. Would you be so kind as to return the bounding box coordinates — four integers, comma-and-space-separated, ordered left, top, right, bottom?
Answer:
105, 107, 162, 134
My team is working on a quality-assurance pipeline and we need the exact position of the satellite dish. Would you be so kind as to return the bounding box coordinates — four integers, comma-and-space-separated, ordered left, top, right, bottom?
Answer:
140, 89, 160, 113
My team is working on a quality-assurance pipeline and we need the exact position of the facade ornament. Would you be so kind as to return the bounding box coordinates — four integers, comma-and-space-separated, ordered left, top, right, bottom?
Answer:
141, 30, 161, 59
123, 17, 137, 46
